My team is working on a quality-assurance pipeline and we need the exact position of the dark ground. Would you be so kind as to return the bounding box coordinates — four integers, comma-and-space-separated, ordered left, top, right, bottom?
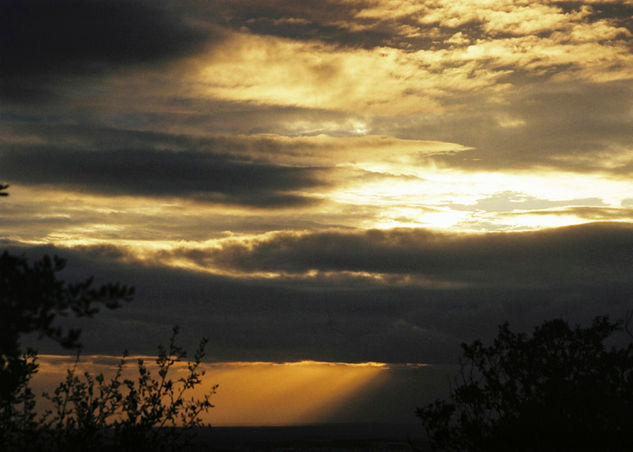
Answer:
193, 423, 430, 451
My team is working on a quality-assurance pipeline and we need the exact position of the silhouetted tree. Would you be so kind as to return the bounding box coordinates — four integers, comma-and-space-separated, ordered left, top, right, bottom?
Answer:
0, 185, 134, 445
1, 186, 216, 451
417, 316, 633, 452
36, 327, 216, 452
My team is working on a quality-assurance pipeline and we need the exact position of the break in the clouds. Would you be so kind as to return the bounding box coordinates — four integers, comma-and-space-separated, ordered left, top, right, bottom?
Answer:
3, 0, 633, 372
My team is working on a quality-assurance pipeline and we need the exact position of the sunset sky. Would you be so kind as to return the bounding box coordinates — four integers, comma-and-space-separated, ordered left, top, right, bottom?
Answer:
3, 0, 633, 425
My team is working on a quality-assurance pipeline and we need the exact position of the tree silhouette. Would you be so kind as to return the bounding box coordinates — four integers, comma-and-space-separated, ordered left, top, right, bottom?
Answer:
1, 185, 216, 451
35, 327, 216, 452
0, 184, 134, 445
417, 316, 633, 452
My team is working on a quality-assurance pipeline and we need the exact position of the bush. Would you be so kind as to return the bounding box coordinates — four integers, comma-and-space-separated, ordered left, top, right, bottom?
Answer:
39, 327, 216, 452
1, 185, 216, 451
417, 316, 633, 452
0, 250, 134, 449
3, 328, 216, 452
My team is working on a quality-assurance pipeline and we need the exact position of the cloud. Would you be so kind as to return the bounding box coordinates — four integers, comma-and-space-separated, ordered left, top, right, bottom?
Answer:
449, 191, 606, 213
1, 121, 466, 165
3, 1, 633, 367
4, 117, 633, 236
11, 222, 633, 365
503, 206, 633, 221
156, 223, 633, 289
377, 80, 633, 175
0, 121, 467, 210
193, 14, 633, 115
0, 146, 325, 208
4, 0, 632, 113
4, 1, 631, 180
0, 0, 215, 102
203, 0, 633, 54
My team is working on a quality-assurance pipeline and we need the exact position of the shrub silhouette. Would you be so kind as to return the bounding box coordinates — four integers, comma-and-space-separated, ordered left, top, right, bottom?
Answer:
417, 316, 633, 451
0, 250, 134, 449
36, 328, 216, 452
1, 185, 216, 451
0, 252, 134, 392
4, 330, 216, 452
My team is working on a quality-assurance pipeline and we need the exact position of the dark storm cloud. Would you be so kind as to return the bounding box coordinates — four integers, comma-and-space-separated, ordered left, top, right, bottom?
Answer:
10, 225, 633, 365
0, 0, 214, 102
168, 223, 633, 289
0, 146, 325, 207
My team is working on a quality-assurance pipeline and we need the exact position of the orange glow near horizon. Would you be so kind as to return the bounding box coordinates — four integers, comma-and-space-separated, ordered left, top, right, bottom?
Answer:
207, 360, 389, 425
32, 356, 390, 427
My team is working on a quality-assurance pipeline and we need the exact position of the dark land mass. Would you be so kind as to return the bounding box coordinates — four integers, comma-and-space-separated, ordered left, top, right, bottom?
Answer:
194, 423, 430, 451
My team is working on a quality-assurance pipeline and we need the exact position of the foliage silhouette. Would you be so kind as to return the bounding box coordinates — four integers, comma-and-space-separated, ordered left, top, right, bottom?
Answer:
35, 328, 216, 452
1, 186, 216, 451
1, 184, 134, 446
3, 329, 216, 452
417, 316, 633, 451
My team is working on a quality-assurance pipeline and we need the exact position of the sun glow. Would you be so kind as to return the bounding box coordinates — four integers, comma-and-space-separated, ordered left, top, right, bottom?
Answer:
327, 167, 633, 231
32, 357, 389, 426
7, 164, 633, 260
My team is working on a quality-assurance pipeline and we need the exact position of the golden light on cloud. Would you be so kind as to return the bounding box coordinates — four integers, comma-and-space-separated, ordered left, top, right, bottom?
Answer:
192, 1, 633, 114
198, 32, 503, 114
326, 167, 633, 231
7, 159, 633, 267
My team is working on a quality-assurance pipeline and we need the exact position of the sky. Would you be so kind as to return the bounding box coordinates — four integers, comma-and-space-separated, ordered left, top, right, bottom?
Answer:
2, 0, 633, 425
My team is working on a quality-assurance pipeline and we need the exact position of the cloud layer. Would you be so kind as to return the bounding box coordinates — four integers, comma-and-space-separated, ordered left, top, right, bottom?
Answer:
0, 146, 325, 207
159, 223, 633, 288
3, 0, 633, 370
12, 221, 633, 365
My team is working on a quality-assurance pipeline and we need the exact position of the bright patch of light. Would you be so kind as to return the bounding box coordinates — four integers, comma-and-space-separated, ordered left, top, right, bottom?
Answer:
33, 357, 390, 427
327, 167, 633, 231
